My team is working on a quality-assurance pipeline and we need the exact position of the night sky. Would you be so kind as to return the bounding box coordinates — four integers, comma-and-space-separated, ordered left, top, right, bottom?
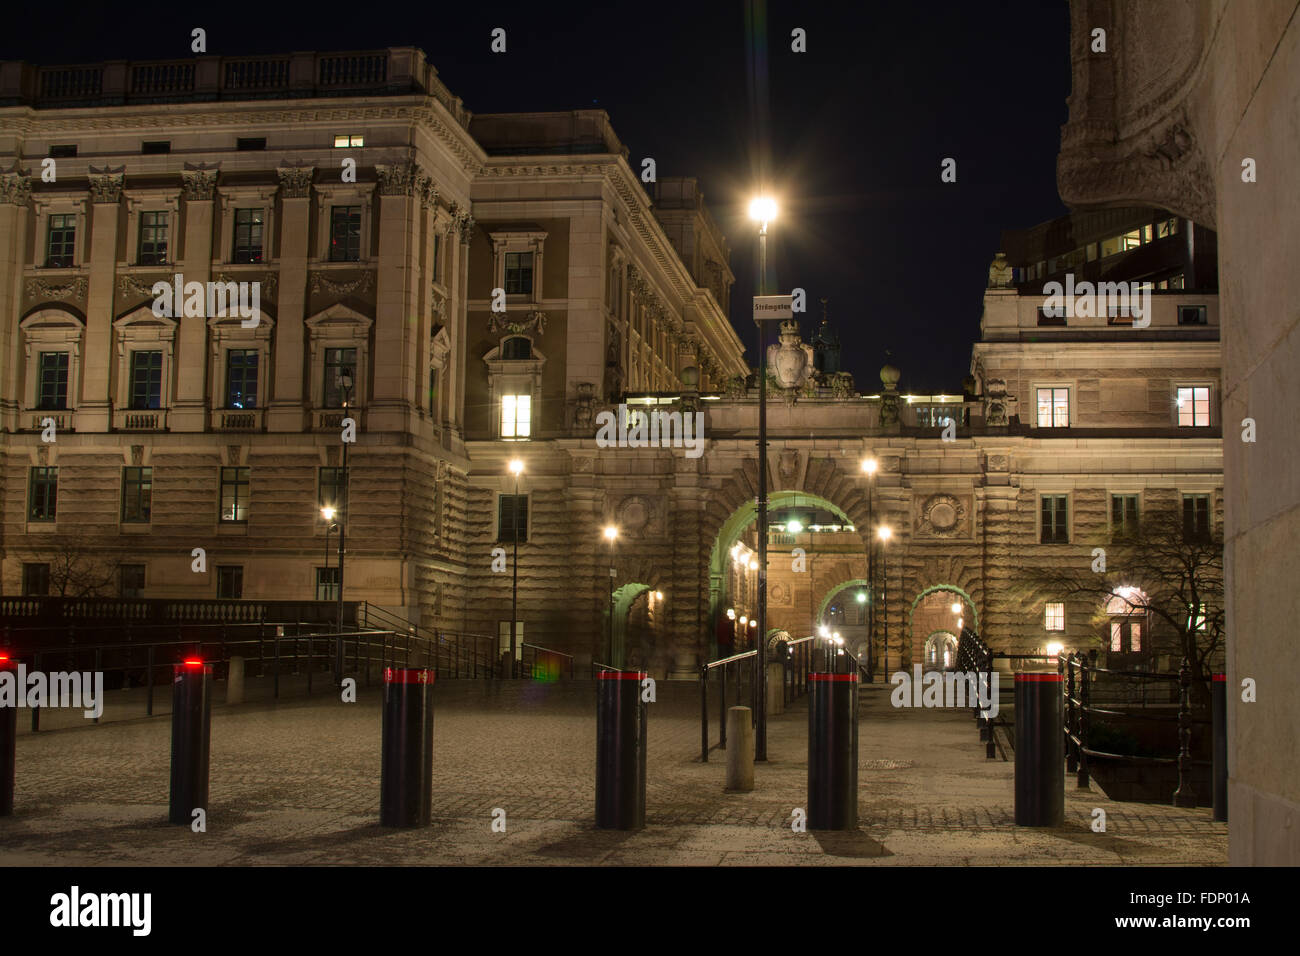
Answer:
3, 1, 1072, 392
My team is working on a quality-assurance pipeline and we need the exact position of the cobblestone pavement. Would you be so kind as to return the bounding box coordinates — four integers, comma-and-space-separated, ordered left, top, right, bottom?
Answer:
0, 681, 1227, 866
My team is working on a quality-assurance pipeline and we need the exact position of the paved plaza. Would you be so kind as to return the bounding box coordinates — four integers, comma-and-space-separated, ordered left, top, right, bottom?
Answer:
0, 680, 1227, 866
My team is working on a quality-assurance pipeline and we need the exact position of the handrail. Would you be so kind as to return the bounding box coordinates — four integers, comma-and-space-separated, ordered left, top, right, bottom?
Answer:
705, 649, 756, 669
521, 642, 573, 660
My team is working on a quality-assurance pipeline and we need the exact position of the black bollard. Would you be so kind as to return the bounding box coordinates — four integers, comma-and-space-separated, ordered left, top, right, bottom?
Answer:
169, 659, 212, 826
380, 667, 435, 827
1212, 673, 1227, 822
595, 670, 647, 830
1, 654, 16, 816
807, 672, 858, 830
1014, 671, 1064, 827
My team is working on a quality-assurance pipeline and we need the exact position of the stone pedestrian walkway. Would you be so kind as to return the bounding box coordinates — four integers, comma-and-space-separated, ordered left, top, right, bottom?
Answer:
0, 680, 1227, 866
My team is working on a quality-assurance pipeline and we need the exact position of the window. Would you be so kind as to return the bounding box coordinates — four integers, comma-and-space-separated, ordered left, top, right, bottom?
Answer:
333, 134, 365, 148
1045, 603, 1065, 631
502, 336, 532, 360
121, 466, 153, 523
49, 145, 77, 158
1040, 495, 1068, 543
137, 211, 168, 265
1036, 307, 1066, 327
233, 208, 264, 263
498, 494, 528, 543
1099, 234, 1123, 258
141, 141, 171, 154
498, 620, 525, 656
1111, 494, 1139, 535
28, 466, 58, 521
1183, 494, 1211, 542
225, 349, 258, 408
1110, 621, 1122, 652
324, 347, 357, 408
1178, 305, 1207, 325
1085, 242, 1098, 262
501, 394, 531, 439
329, 206, 362, 262
37, 351, 69, 409
431, 233, 441, 283
1119, 229, 1143, 251
46, 214, 76, 267
1036, 387, 1069, 427
1176, 386, 1210, 427
217, 566, 243, 599
428, 368, 438, 411
220, 466, 250, 523
236, 137, 266, 151
315, 567, 339, 601
319, 467, 345, 512
504, 252, 534, 295
1156, 217, 1178, 238
129, 350, 163, 409
119, 564, 145, 598
22, 563, 51, 596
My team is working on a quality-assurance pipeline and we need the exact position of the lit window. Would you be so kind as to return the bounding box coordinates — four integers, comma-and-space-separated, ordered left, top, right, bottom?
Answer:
333, 134, 364, 148
28, 466, 58, 521
1130, 622, 1141, 652
1036, 387, 1069, 427
1176, 386, 1210, 427
220, 466, 250, 523
1156, 218, 1178, 238
501, 394, 531, 438
225, 349, 258, 409
1045, 602, 1065, 631
1110, 622, 1122, 652
1119, 229, 1142, 251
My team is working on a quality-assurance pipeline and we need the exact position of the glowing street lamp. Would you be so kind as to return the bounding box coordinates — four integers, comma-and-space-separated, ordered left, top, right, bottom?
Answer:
878, 524, 893, 674
507, 459, 525, 676
951, 601, 963, 615
604, 525, 618, 664
321, 506, 338, 605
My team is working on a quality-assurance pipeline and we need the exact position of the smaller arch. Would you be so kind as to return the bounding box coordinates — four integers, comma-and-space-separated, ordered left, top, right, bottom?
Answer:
815, 578, 871, 624
501, 335, 533, 360
908, 583, 980, 633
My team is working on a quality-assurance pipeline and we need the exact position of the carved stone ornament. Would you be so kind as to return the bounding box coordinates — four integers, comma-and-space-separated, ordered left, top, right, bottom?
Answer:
88, 165, 126, 204
276, 166, 315, 199
376, 161, 418, 196
216, 273, 277, 300
616, 495, 655, 537
27, 276, 88, 301
984, 378, 1010, 427
181, 163, 219, 201
0, 169, 32, 207
573, 382, 596, 433
767, 319, 814, 393
489, 310, 546, 336
723, 374, 747, 400
778, 449, 800, 481
988, 252, 1014, 289
456, 210, 476, 244
118, 274, 165, 298
829, 371, 855, 400
309, 270, 374, 296
987, 454, 1009, 472
916, 493, 968, 538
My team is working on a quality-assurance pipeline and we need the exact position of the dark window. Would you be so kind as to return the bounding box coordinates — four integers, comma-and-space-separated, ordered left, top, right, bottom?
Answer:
141, 141, 171, 154
37, 351, 69, 409
498, 493, 528, 543
121, 466, 152, 523
428, 368, 438, 411
1183, 494, 1211, 542
1111, 494, 1139, 536
431, 233, 440, 282
233, 208, 264, 263
22, 563, 51, 596
504, 252, 534, 295
501, 336, 532, 360
220, 466, 250, 523
225, 349, 258, 408
324, 348, 357, 407
28, 466, 58, 521
129, 350, 163, 409
1036, 307, 1066, 327
217, 566, 243, 599
119, 564, 146, 598
1178, 305, 1208, 325
329, 206, 362, 262
46, 214, 76, 267
49, 145, 77, 158
137, 210, 168, 265
315, 567, 340, 601
318, 466, 345, 512
236, 137, 266, 151
1040, 495, 1069, 544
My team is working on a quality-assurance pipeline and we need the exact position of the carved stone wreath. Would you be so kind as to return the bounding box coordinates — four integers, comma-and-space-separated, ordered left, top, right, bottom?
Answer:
309, 271, 374, 296
916, 493, 967, 538
489, 310, 546, 336
27, 276, 88, 301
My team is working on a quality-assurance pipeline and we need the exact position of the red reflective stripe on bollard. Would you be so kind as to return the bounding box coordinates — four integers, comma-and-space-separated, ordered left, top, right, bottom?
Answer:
1015, 673, 1062, 682
597, 671, 648, 680
808, 673, 858, 682
1212, 674, 1226, 682
384, 668, 435, 684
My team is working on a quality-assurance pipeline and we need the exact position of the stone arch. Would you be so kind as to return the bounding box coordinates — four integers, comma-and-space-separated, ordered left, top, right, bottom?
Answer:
921, 629, 960, 670
907, 584, 979, 671
609, 581, 671, 670
815, 578, 871, 624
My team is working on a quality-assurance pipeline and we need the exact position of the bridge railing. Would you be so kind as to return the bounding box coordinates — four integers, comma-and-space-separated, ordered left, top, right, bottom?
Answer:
698, 649, 757, 762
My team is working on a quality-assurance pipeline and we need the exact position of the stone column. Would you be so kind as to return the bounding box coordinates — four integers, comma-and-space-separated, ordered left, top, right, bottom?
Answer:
171, 165, 218, 431
566, 206, 605, 404
372, 162, 422, 433
0, 170, 31, 430
668, 476, 709, 679
79, 166, 125, 431
447, 202, 473, 439
266, 166, 312, 432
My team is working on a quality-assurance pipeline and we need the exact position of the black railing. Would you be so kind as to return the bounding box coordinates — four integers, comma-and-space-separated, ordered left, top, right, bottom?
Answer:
356, 602, 497, 679
698, 649, 757, 762
0, 596, 353, 633
519, 642, 575, 681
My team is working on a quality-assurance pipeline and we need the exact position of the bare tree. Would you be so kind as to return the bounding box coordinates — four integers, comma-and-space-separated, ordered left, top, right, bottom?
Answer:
21, 531, 121, 598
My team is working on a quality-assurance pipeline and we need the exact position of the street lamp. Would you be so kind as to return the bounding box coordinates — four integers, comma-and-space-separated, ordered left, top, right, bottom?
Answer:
750, 193, 777, 762
334, 367, 353, 685
508, 458, 524, 678
321, 506, 338, 602
604, 525, 618, 665
878, 524, 892, 676
861, 457, 877, 680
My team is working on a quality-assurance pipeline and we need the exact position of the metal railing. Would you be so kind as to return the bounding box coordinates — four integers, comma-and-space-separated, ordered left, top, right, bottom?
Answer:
699, 649, 757, 762
357, 603, 498, 679
519, 642, 575, 681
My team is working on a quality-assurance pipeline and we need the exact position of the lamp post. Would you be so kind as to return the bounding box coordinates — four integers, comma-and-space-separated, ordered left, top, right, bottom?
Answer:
334, 367, 353, 685
604, 525, 618, 665
878, 524, 892, 677
861, 457, 877, 680
321, 506, 337, 601
749, 194, 777, 762
508, 459, 524, 678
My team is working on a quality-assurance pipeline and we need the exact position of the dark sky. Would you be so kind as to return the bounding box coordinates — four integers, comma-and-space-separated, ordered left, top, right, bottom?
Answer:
3, 1, 1071, 392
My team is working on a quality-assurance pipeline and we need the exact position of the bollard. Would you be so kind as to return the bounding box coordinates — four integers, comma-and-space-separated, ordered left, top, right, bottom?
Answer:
1, 654, 16, 816
725, 706, 754, 791
169, 659, 212, 826
595, 670, 647, 830
380, 667, 435, 828
1014, 671, 1064, 827
807, 672, 858, 830
226, 655, 245, 705
1212, 673, 1227, 822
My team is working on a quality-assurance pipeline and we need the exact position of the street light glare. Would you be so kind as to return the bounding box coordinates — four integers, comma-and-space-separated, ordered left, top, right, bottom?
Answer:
748, 196, 777, 223
786, 519, 804, 534
877, 525, 893, 542
862, 457, 878, 475
603, 525, 618, 541
654, 590, 664, 601
951, 602, 962, 614
856, 592, 867, 604
508, 458, 524, 476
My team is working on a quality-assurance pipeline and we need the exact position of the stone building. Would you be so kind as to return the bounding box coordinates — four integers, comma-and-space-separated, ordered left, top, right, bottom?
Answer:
0, 47, 1223, 689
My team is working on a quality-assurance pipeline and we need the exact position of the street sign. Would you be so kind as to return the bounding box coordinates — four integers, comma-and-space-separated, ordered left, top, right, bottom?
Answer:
753, 295, 793, 320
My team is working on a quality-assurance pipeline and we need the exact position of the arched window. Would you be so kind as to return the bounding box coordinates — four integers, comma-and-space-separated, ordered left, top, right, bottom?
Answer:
502, 336, 532, 360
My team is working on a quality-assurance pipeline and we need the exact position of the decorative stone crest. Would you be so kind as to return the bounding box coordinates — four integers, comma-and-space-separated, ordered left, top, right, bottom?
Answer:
573, 382, 596, 432
182, 162, 220, 201
130, 445, 144, 467
489, 310, 546, 336
88, 165, 125, 204
778, 449, 800, 481
916, 493, 968, 538
26, 276, 88, 300
276, 166, 315, 199
767, 319, 814, 402
616, 495, 656, 537
988, 252, 1014, 289
987, 454, 1009, 472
